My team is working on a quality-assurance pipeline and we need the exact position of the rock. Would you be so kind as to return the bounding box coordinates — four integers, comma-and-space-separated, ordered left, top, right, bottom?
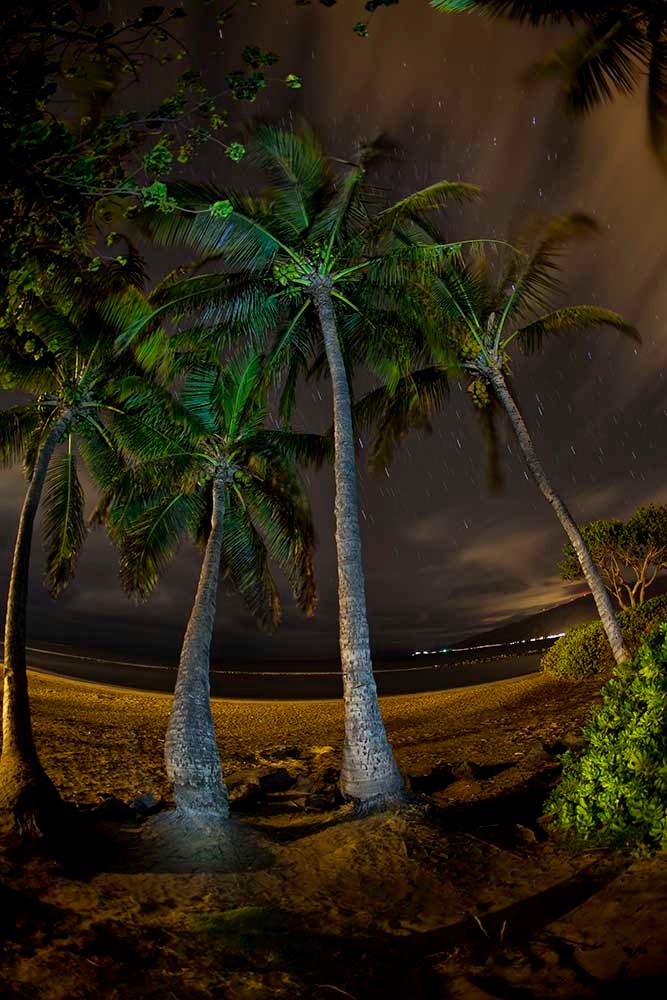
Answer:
309, 765, 341, 796
92, 795, 134, 821
514, 823, 538, 844
305, 791, 339, 811
257, 767, 296, 793
409, 762, 455, 793
451, 760, 484, 781
128, 794, 162, 817
228, 779, 262, 809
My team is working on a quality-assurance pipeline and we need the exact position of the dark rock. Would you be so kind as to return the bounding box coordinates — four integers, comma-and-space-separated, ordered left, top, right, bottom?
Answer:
227, 777, 262, 809
514, 823, 538, 845
92, 795, 134, 821
409, 762, 455, 793
257, 767, 296, 793
128, 794, 162, 817
309, 766, 341, 796
305, 791, 339, 811
451, 760, 484, 781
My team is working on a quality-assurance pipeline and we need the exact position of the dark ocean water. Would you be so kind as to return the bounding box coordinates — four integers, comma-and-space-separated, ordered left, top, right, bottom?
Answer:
13, 641, 554, 700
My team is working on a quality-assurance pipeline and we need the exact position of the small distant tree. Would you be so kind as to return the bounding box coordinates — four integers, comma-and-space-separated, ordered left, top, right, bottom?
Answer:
560, 505, 667, 610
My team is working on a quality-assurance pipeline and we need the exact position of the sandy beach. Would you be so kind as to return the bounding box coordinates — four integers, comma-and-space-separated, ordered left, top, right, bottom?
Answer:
2, 668, 667, 999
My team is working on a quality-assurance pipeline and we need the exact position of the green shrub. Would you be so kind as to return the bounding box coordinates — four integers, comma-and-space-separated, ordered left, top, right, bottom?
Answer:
546, 625, 667, 853
541, 593, 667, 679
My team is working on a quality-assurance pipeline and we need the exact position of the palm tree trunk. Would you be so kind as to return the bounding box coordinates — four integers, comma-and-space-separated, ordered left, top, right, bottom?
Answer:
487, 362, 628, 664
311, 278, 405, 807
0, 412, 72, 837
164, 474, 229, 821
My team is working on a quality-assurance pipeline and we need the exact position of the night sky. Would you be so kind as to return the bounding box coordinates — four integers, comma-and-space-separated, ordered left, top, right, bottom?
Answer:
1, 0, 666, 664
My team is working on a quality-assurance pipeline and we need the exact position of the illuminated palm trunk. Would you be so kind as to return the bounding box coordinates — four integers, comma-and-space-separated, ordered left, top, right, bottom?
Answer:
164, 474, 229, 820
311, 276, 405, 807
488, 362, 628, 665
0, 413, 71, 837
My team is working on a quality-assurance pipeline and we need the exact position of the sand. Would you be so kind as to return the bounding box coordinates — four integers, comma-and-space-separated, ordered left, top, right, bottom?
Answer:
1, 668, 666, 999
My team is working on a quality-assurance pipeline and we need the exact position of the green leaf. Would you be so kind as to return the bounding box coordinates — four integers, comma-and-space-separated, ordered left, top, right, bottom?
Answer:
42, 443, 87, 596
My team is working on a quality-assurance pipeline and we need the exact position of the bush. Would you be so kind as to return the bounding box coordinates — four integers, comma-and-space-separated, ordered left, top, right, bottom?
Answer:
546, 625, 667, 853
541, 593, 667, 679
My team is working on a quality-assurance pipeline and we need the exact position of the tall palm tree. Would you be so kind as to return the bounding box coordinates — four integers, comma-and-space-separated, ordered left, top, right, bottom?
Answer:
107, 352, 318, 824
356, 214, 639, 665
0, 263, 163, 837
131, 122, 480, 808
432, 2, 667, 168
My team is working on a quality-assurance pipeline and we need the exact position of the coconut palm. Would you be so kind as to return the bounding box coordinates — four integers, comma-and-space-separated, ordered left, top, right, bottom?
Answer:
129, 122, 480, 808
356, 214, 639, 665
0, 262, 165, 837
108, 351, 318, 824
432, 2, 667, 169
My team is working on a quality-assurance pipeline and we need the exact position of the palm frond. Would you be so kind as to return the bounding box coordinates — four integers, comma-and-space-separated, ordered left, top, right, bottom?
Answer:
222, 351, 266, 440
250, 121, 333, 235
431, 1, 587, 24
354, 367, 450, 473
514, 305, 639, 354
242, 465, 317, 618
119, 489, 206, 599
521, 15, 647, 115
221, 494, 282, 630
369, 180, 481, 240
501, 213, 598, 322
41, 442, 87, 596
0, 404, 42, 469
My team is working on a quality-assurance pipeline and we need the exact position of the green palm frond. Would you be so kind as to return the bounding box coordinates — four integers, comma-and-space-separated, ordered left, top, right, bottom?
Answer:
501, 213, 598, 321
221, 493, 282, 630
0, 404, 42, 469
368, 180, 481, 240
144, 183, 288, 272
41, 441, 87, 596
250, 428, 330, 468
250, 121, 333, 235
521, 14, 647, 115
77, 415, 125, 493
354, 366, 450, 473
431, 2, 587, 23
120, 489, 206, 599
514, 305, 640, 354
243, 469, 317, 618
222, 351, 266, 440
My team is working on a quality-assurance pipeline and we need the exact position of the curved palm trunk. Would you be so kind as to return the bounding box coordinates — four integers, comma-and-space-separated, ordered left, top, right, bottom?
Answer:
487, 362, 628, 664
312, 279, 405, 807
164, 475, 229, 821
0, 413, 71, 837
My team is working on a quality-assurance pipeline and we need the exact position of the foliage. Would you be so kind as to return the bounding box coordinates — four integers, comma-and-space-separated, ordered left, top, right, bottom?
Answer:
541, 594, 667, 679
430, 2, 667, 169
546, 624, 667, 852
0, 258, 171, 596
0, 1, 305, 331
559, 505, 667, 610
354, 214, 638, 473
126, 121, 480, 423
108, 351, 321, 630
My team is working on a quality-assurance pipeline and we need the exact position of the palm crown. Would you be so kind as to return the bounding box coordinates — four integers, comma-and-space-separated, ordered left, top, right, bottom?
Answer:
110, 351, 318, 629
432, 2, 667, 168
0, 266, 160, 595
124, 122, 480, 398
357, 214, 638, 469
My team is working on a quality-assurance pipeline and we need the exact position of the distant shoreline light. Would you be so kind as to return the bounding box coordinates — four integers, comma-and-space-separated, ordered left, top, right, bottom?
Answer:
411, 633, 566, 656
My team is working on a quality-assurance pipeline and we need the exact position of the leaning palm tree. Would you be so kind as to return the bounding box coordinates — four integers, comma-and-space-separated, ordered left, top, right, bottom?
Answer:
432, 2, 667, 169
129, 122, 480, 808
357, 214, 638, 665
0, 262, 164, 837
107, 352, 318, 825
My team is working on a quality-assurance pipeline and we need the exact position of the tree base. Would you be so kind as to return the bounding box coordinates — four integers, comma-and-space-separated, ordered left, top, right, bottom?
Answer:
0, 754, 69, 841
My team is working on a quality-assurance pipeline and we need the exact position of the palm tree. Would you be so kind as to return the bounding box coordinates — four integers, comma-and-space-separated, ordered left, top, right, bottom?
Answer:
432, 2, 667, 169
108, 352, 318, 824
356, 214, 638, 665
132, 122, 480, 808
0, 262, 162, 837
